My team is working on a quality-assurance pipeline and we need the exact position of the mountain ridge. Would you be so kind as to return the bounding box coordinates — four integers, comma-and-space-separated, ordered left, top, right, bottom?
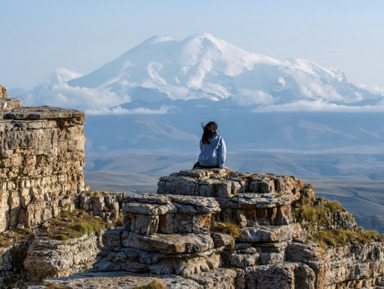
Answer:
19, 33, 384, 112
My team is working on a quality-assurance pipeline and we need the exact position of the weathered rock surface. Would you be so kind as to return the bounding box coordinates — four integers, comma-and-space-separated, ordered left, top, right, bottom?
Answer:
0, 85, 22, 111
23, 233, 102, 281
29, 268, 236, 289
122, 193, 220, 235
242, 262, 316, 289
153, 169, 384, 288
239, 223, 302, 243
286, 241, 384, 289
77, 191, 126, 223
0, 104, 85, 232
0, 86, 7, 98
94, 193, 229, 276
158, 170, 306, 228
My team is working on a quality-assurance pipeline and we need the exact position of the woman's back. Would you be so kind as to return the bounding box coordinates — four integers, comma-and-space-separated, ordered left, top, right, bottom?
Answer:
195, 121, 227, 169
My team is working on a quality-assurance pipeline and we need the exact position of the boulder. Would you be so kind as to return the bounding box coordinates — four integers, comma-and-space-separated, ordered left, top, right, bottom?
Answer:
24, 233, 102, 281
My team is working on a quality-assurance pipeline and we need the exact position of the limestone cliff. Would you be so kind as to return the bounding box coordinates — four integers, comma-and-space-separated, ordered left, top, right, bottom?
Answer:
0, 86, 85, 232
1, 84, 384, 289
0, 85, 87, 288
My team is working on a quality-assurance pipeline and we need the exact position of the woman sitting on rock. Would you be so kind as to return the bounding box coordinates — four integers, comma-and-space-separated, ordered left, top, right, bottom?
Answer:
193, 121, 227, 169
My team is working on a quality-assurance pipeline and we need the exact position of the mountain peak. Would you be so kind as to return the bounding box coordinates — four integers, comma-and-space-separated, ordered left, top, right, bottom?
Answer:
186, 32, 221, 44
135, 35, 174, 49
24, 33, 384, 112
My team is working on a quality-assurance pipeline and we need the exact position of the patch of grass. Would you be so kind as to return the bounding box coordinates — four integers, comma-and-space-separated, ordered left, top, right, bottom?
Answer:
324, 199, 345, 213
133, 278, 167, 289
87, 191, 106, 197
213, 222, 241, 239
40, 210, 109, 240
312, 227, 381, 250
15, 227, 34, 237
236, 174, 259, 183
292, 197, 349, 231
213, 221, 241, 249
0, 237, 12, 247
182, 275, 196, 281
292, 195, 383, 249
0, 227, 34, 247
65, 203, 72, 211
44, 282, 73, 289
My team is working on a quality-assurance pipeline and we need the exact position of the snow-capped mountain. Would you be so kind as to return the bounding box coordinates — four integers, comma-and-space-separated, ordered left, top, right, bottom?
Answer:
20, 33, 384, 113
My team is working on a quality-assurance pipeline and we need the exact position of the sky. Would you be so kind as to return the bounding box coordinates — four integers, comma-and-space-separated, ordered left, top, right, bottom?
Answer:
1, 0, 384, 91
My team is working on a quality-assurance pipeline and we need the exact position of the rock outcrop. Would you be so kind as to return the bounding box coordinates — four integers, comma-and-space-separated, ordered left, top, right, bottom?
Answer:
94, 192, 227, 275
0, 87, 88, 287
0, 85, 22, 112
85, 169, 384, 289
0, 98, 85, 232
24, 233, 102, 281
0, 86, 8, 98
77, 191, 127, 224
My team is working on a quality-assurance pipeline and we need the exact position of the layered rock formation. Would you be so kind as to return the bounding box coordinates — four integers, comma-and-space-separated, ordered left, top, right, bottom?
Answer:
24, 233, 102, 281
0, 86, 85, 232
66, 169, 380, 289
157, 170, 305, 268
0, 85, 87, 287
94, 193, 228, 275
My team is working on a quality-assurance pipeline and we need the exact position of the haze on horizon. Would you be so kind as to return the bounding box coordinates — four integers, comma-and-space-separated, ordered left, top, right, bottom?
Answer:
1, 0, 384, 94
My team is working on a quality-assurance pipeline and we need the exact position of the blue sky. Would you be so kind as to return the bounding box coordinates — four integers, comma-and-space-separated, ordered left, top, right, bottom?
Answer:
1, 0, 384, 90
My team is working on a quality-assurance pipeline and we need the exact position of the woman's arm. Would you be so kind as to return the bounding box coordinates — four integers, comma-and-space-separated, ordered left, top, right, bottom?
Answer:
217, 137, 227, 168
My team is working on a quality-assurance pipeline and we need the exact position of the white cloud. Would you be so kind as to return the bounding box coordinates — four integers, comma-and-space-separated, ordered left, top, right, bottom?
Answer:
21, 67, 131, 110
23, 82, 130, 110
251, 99, 384, 112
51, 67, 82, 83
357, 84, 384, 96
236, 89, 275, 106
85, 105, 171, 115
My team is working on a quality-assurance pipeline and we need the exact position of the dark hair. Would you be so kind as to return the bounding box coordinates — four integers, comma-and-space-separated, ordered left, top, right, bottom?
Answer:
201, 121, 218, 144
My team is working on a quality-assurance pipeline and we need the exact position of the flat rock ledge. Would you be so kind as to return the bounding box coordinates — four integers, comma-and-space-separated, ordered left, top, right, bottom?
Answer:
0, 106, 85, 120
158, 170, 311, 228
29, 269, 237, 289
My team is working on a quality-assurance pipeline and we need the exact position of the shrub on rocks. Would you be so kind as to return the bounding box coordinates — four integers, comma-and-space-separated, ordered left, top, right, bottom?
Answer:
39, 209, 109, 240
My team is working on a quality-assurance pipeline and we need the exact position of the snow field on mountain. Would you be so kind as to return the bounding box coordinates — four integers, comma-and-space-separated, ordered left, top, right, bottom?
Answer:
18, 33, 384, 113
